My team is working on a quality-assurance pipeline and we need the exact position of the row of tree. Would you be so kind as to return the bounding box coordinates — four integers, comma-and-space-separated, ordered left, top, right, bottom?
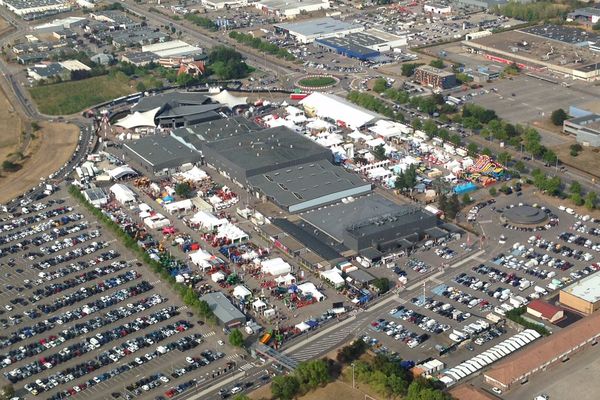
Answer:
347, 91, 402, 121
184, 13, 218, 31
271, 359, 333, 400
229, 31, 295, 61
492, 1, 572, 22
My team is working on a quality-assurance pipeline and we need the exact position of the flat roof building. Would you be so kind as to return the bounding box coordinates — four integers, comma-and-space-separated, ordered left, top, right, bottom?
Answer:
568, 7, 600, 25
142, 40, 202, 58
274, 17, 364, 43
560, 272, 600, 314
484, 311, 600, 390
414, 65, 457, 90
255, 0, 330, 18
0, 0, 70, 18
123, 135, 203, 173
300, 92, 382, 129
563, 111, 600, 147
199, 291, 246, 328
121, 51, 158, 67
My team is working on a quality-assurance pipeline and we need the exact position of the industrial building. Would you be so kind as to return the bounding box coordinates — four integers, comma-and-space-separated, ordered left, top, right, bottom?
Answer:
563, 110, 600, 147
123, 135, 204, 174
199, 292, 246, 328
414, 65, 457, 90
248, 160, 372, 213
463, 25, 600, 81
202, 0, 248, 9
33, 16, 86, 33
424, 3, 452, 14
567, 7, 600, 26
484, 311, 600, 390
0, 0, 70, 18
274, 17, 364, 43
255, 0, 330, 18
300, 92, 382, 129
526, 299, 565, 324
142, 40, 203, 58
121, 51, 158, 67
559, 272, 600, 314
452, 0, 509, 10
171, 116, 259, 151
316, 35, 381, 60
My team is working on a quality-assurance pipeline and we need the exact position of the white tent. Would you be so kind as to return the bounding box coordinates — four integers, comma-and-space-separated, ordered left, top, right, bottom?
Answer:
110, 183, 136, 204
177, 166, 208, 182
211, 271, 225, 282
164, 199, 193, 214
297, 282, 324, 301
217, 223, 248, 243
189, 249, 215, 270
144, 214, 170, 229
295, 321, 310, 332
189, 211, 227, 230
369, 120, 405, 139
114, 107, 160, 129
320, 269, 345, 287
261, 258, 292, 276
209, 90, 247, 109
274, 273, 296, 286
108, 165, 138, 180
300, 92, 381, 129
233, 285, 252, 300
253, 299, 267, 311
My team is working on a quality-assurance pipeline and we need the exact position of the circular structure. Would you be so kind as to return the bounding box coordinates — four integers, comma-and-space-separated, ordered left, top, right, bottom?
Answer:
502, 205, 548, 225
296, 75, 339, 89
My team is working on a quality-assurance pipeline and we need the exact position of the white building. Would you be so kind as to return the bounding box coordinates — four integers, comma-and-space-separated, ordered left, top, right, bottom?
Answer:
275, 17, 364, 44
0, 0, 71, 17
142, 40, 202, 58
255, 0, 330, 19
109, 184, 137, 205
300, 92, 382, 129
201, 0, 248, 9
424, 3, 451, 14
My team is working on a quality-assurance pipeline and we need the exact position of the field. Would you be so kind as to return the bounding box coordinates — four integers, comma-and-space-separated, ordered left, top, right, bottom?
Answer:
0, 84, 24, 167
297, 76, 337, 87
552, 144, 600, 179
0, 121, 78, 203
29, 73, 136, 115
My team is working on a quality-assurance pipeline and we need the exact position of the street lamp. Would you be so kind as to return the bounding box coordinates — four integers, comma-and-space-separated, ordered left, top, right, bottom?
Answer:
351, 362, 356, 389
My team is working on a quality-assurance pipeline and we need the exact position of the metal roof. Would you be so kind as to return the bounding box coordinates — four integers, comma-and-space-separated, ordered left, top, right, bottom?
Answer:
124, 135, 203, 170
199, 292, 246, 325
562, 272, 600, 303
275, 17, 362, 37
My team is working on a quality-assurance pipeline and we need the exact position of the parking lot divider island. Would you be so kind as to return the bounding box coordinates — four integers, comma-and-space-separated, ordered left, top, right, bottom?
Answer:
68, 185, 217, 325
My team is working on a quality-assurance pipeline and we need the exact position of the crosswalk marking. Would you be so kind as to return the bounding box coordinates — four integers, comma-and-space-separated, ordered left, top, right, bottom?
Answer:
203, 331, 215, 337
240, 363, 254, 371
177, 305, 188, 311
226, 354, 240, 361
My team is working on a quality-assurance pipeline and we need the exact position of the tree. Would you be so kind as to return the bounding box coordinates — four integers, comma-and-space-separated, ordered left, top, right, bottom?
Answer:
401, 63, 423, 77
337, 339, 367, 364
585, 192, 597, 210
372, 277, 391, 294
31, 121, 41, 131
175, 182, 193, 198
467, 143, 478, 157
135, 81, 146, 92
429, 59, 444, 69
489, 187, 497, 197
229, 328, 244, 347
542, 149, 558, 165
295, 359, 330, 390
570, 143, 583, 157
571, 192, 584, 206
0, 384, 14, 400
372, 144, 387, 161
449, 134, 461, 146
497, 151, 511, 166
569, 181, 582, 195
551, 108, 568, 126
481, 147, 492, 156
462, 193, 472, 205
2, 160, 20, 172
271, 375, 300, 400
411, 118, 422, 131
372, 78, 387, 93
514, 160, 526, 173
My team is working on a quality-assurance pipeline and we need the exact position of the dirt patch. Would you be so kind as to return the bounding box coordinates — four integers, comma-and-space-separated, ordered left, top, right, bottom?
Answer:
551, 144, 600, 180
0, 121, 78, 203
0, 84, 24, 165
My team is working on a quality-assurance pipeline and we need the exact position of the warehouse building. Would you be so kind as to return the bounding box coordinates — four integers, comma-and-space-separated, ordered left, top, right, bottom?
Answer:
255, 0, 330, 19
452, 0, 509, 10
248, 160, 372, 213
424, 3, 452, 14
171, 117, 259, 151
274, 17, 364, 44
463, 25, 600, 81
567, 7, 600, 26
123, 135, 204, 174
563, 111, 600, 147
414, 65, 457, 90
0, 0, 70, 18
559, 272, 600, 314
202, 0, 249, 9
199, 292, 246, 328
142, 40, 202, 58
484, 311, 600, 390
299, 92, 382, 129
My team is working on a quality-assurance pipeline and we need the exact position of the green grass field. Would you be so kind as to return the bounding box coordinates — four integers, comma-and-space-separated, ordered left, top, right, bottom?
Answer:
29, 73, 135, 115
298, 76, 336, 87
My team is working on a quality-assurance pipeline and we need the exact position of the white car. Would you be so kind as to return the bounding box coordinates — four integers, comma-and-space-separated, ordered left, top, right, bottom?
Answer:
230, 387, 242, 394
491, 387, 502, 395
218, 340, 224, 346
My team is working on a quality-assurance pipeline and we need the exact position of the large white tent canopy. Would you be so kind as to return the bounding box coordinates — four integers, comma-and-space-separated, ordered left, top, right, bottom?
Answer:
108, 165, 138, 180
209, 90, 247, 109
300, 92, 381, 129
261, 258, 292, 276
114, 107, 160, 129
110, 183, 136, 204
189, 211, 227, 230
177, 166, 208, 181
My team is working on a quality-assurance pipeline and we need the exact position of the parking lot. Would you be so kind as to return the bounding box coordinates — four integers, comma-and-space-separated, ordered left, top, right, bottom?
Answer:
0, 189, 245, 400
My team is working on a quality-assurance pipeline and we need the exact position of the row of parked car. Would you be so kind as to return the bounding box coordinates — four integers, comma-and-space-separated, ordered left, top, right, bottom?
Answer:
32, 251, 121, 288
0, 213, 83, 246
43, 331, 199, 400
0, 294, 165, 366
0, 203, 71, 233
36, 270, 141, 315
527, 236, 595, 262
0, 281, 154, 349
406, 258, 430, 274
414, 297, 474, 323
558, 232, 600, 253
6, 306, 180, 382
33, 235, 104, 270
0, 220, 89, 256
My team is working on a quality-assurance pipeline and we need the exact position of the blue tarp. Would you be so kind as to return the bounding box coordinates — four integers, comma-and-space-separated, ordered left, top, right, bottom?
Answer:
453, 182, 477, 194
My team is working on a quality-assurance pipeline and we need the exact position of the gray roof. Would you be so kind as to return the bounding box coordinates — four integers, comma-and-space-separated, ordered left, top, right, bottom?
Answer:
275, 17, 361, 37
199, 292, 246, 325
316, 36, 379, 57
29, 63, 66, 78
273, 218, 345, 261
346, 206, 435, 239
157, 104, 222, 119
568, 7, 600, 18
248, 160, 371, 211
83, 188, 106, 202
172, 116, 259, 148
347, 268, 376, 284
122, 51, 157, 65
520, 24, 600, 44
301, 193, 405, 242
203, 126, 331, 177
132, 92, 210, 113
123, 135, 203, 170
4, 0, 65, 10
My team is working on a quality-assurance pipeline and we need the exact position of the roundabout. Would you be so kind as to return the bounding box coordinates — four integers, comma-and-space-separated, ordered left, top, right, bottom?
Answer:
295, 75, 339, 90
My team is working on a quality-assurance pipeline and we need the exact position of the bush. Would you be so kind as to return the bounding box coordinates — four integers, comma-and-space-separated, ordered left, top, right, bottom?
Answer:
506, 307, 550, 336
229, 328, 244, 347
2, 160, 21, 172
229, 31, 295, 61
489, 187, 497, 197
551, 108, 568, 126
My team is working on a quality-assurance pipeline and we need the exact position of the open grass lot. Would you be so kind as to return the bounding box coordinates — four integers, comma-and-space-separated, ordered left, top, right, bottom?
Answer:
29, 73, 136, 115
298, 76, 337, 87
0, 121, 78, 203
552, 144, 600, 179
0, 84, 24, 164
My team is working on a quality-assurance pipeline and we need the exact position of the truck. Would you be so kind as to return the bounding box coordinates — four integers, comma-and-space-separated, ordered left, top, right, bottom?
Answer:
534, 286, 548, 295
